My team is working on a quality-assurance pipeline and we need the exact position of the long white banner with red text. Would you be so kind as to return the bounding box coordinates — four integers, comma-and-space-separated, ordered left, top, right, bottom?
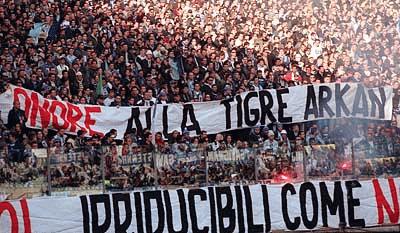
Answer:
0, 83, 393, 138
0, 85, 151, 139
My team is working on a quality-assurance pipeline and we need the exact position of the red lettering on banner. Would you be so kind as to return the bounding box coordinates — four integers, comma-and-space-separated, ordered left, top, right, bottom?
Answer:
84, 106, 103, 136
0, 201, 18, 233
30, 92, 51, 128
11, 87, 110, 137
20, 199, 32, 233
372, 178, 399, 224
14, 88, 31, 120
66, 103, 85, 133
49, 101, 69, 129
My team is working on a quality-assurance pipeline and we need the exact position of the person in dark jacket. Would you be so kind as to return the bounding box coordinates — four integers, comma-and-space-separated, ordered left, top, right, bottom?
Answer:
8, 131, 25, 162
248, 126, 263, 146
7, 101, 26, 130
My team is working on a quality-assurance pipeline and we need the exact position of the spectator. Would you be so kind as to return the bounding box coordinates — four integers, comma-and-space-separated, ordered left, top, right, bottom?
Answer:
8, 132, 25, 163
7, 101, 26, 130
263, 130, 278, 154
0, 0, 399, 191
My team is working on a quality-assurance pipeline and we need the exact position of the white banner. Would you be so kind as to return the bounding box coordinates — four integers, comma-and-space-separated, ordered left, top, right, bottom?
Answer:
1, 178, 399, 232
153, 83, 393, 135
0, 83, 393, 137
0, 86, 151, 139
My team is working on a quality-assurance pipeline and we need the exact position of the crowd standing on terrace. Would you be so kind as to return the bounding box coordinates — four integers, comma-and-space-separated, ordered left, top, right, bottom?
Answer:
1, 0, 400, 190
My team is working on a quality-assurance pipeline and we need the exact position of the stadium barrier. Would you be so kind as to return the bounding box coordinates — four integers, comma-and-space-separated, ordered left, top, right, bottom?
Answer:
1, 143, 399, 197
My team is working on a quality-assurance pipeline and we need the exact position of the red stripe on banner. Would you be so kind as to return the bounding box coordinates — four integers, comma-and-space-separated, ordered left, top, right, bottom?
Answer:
30, 92, 51, 128
0, 201, 18, 233
83, 106, 104, 137
372, 178, 399, 224
20, 199, 32, 233
13, 87, 31, 121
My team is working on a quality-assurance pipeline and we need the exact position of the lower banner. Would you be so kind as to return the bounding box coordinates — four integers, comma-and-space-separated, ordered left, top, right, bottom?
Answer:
1, 178, 400, 232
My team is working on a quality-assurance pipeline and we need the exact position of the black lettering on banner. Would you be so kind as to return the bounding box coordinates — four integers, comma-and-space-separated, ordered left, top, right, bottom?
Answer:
80, 196, 90, 233
276, 88, 292, 123
243, 92, 260, 126
368, 88, 386, 118
163, 190, 188, 233
188, 189, 209, 233
259, 90, 276, 125
162, 105, 169, 138
144, 191, 165, 233
345, 181, 366, 227
134, 192, 144, 233
299, 182, 318, 229
236, 95, 243, 127
221, 98, 234, 130
318, 86, 334, 117
181, 104, 201, 134
352, 84, 368, 117
261, 185, 271, 232
335, 83, 351, 117
126, 107, 144, 136
281, 183, 300, 230
208, 187, 217, 233
234, 186, 245, 233
304, 85, 319, 120
112, 193, 132, 233
216, 187, 236, 233
319, 181, 346, 227
243, 186, 263, 233
145, 108, 152, 130
90, 194, 112, 233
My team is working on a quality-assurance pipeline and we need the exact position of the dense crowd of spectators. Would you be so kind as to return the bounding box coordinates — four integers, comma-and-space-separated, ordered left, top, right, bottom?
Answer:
1, 0, 400, 190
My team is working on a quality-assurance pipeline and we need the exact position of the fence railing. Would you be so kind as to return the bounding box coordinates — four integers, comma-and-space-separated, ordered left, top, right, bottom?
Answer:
0, 148, 48, 200
1, 142, 399, 198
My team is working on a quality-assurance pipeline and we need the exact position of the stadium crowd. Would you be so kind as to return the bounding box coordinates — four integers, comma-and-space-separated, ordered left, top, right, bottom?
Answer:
1, 0, 400, 190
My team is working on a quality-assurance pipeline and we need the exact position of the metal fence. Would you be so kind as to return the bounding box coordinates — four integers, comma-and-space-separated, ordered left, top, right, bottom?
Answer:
0, 142, 399, 198
48, 145, 103, 193
304, 144, 349, 180
0, 148, 48, 200
353, 137, 400, 179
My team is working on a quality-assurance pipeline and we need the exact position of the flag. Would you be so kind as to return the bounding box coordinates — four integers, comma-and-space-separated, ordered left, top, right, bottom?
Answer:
96, 74, 103, 97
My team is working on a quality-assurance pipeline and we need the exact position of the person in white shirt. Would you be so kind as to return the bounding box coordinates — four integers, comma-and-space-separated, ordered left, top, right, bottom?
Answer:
310, 39, 323, 59
56, 57, 69, 79
104, 89, 116, 106
263, 130, 279, 154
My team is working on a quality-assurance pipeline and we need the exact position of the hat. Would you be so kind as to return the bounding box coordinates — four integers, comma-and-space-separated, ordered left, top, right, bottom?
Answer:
146, 50, 153, 55
281, 130, 287, 134
268, 130, 275, 136
76, 71, 82, 76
